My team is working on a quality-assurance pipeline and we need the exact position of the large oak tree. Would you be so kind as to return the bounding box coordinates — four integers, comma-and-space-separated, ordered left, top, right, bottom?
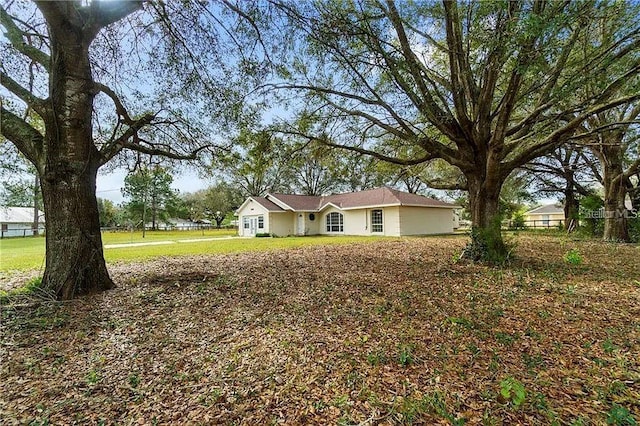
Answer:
0, 1, 218, 299
244, 0, 640, 260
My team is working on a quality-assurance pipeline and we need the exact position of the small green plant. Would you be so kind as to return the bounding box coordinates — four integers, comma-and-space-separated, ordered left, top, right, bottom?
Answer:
128, 373, 140, 388
397, 344, 415, 367
564, 248, 583, 265
606, 404, 637, 425
499, 377, 527, 408
602, 338, 617, 355
366, 350, 387, 366
86, 370, 101, 385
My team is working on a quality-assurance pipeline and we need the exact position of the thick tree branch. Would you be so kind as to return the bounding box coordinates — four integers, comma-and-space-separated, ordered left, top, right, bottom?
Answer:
0, 5, 51, 70
504, 94, 640, 171
0, 106, 43, 166
1, 71, 48, 116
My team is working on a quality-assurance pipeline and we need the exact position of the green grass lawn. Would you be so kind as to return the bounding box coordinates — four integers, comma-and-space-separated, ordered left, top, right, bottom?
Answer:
0, 231, 392, 272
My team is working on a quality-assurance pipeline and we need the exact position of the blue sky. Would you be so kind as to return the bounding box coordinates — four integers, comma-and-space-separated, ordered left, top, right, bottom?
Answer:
96, 170, 209, 204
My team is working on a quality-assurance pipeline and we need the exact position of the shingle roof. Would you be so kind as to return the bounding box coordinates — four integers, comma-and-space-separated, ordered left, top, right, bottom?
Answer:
526, 204, 564, 215
268, 194, 323, 211
267, 187, 458, 212
252, 197, 285, 212
0, 206, 45, 223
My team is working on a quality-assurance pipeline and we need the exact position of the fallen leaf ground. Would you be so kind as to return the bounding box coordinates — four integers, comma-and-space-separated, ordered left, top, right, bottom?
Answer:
1, 235, 638, 425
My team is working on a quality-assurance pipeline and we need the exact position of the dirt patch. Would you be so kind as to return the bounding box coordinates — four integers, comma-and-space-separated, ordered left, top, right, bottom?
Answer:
1, 236, 638, 424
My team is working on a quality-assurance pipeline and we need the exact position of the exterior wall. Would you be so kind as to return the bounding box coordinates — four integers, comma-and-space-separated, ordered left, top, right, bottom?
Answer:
398, 206, 454, 235
237, 199, 271, 236
269, 212, 295, 236
292, 212, 321, 236
525, 213, 565, 228
1, 222, 45, 238
318, 206, 401, 236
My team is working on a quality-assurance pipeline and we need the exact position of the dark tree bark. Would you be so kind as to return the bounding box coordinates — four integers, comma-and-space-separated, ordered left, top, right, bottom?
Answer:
598, 142, 630, 242
585, 104, 640, 242
1, 1, 204, 299
33, 1, 131, 297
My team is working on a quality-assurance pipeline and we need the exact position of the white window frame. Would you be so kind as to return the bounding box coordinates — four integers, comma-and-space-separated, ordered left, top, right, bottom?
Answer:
371, 209, 383, 233
326, 212, 344, 233
258, 215, 264, 229
243, 217, 250, 229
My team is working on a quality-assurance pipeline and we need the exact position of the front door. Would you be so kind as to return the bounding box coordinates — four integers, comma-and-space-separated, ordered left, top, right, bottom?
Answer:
297, 214, 305, 235
249, 217, 258, 235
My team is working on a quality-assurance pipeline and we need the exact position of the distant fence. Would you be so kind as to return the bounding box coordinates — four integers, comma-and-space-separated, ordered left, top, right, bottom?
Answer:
505, 219, 565, 230
0, 227, 45, 239
101, 224, 238, 232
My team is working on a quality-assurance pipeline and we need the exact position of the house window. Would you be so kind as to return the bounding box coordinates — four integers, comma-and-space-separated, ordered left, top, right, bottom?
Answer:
258, 215, 264, 229
371, 209, 383, 233
326, 212, 343, 232
243, 218, 249, 229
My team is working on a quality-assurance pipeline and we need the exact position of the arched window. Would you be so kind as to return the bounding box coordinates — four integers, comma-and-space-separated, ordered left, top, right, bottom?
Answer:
326, 212, 344, 232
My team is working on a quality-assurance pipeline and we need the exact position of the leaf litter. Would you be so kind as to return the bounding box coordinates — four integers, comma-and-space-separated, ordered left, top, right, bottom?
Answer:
1, 236, 638, 424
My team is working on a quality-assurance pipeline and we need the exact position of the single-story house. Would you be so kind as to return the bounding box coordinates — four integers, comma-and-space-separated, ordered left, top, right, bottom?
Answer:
0, 206, 45, 238
236, 187, 460, 237
524, 203, 566, 228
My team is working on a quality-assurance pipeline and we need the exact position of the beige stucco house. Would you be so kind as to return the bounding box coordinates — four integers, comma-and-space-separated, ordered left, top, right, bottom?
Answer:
524, 203, 566, 228
236, 187, 460, 237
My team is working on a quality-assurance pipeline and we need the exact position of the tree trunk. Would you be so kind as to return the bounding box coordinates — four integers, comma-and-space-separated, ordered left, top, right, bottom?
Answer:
563, 176, 579, 231
38, 13, 115, 299
603, 174, 629, 242
463, 173, 509, 262
41, 163, 114, 300
601, 144, 630, 242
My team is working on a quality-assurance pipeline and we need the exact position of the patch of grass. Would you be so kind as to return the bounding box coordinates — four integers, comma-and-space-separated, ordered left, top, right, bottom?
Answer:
0, 233, 394, 272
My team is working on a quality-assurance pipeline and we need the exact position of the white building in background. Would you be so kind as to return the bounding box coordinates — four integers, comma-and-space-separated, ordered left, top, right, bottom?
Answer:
0, 206, 45, 238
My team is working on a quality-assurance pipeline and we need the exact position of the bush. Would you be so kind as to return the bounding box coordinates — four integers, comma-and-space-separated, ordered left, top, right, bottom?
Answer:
564, 248, 583, 265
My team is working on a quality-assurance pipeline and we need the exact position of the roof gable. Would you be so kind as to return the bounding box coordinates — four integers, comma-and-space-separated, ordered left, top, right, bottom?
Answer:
526, 204, 564, 215
236, 197, 285, 214
0, 206, 45, 223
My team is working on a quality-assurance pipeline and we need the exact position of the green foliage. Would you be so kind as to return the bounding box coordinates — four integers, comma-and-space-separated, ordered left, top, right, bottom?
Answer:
510, 210, 527, 230
122, 165, 181, 229
606, 404, 637, 425
628, 217, 640, 243
499, 377, 527, 408
97, 198, 120, 228
579, 195, 605, 237
397, 343, 415, 367
85, 370, 100, 385
128, 373, 140, 389
564, 249, 583, 265
462, 222, 513, 264
182, 182, 244, 227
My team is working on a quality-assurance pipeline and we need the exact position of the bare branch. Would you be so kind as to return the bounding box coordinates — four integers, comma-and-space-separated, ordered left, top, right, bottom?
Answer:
0, 5, 51, 70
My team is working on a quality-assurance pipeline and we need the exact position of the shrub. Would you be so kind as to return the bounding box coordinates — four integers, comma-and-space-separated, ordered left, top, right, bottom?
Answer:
499, 377, 527, 408
564, 248, 583, 265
